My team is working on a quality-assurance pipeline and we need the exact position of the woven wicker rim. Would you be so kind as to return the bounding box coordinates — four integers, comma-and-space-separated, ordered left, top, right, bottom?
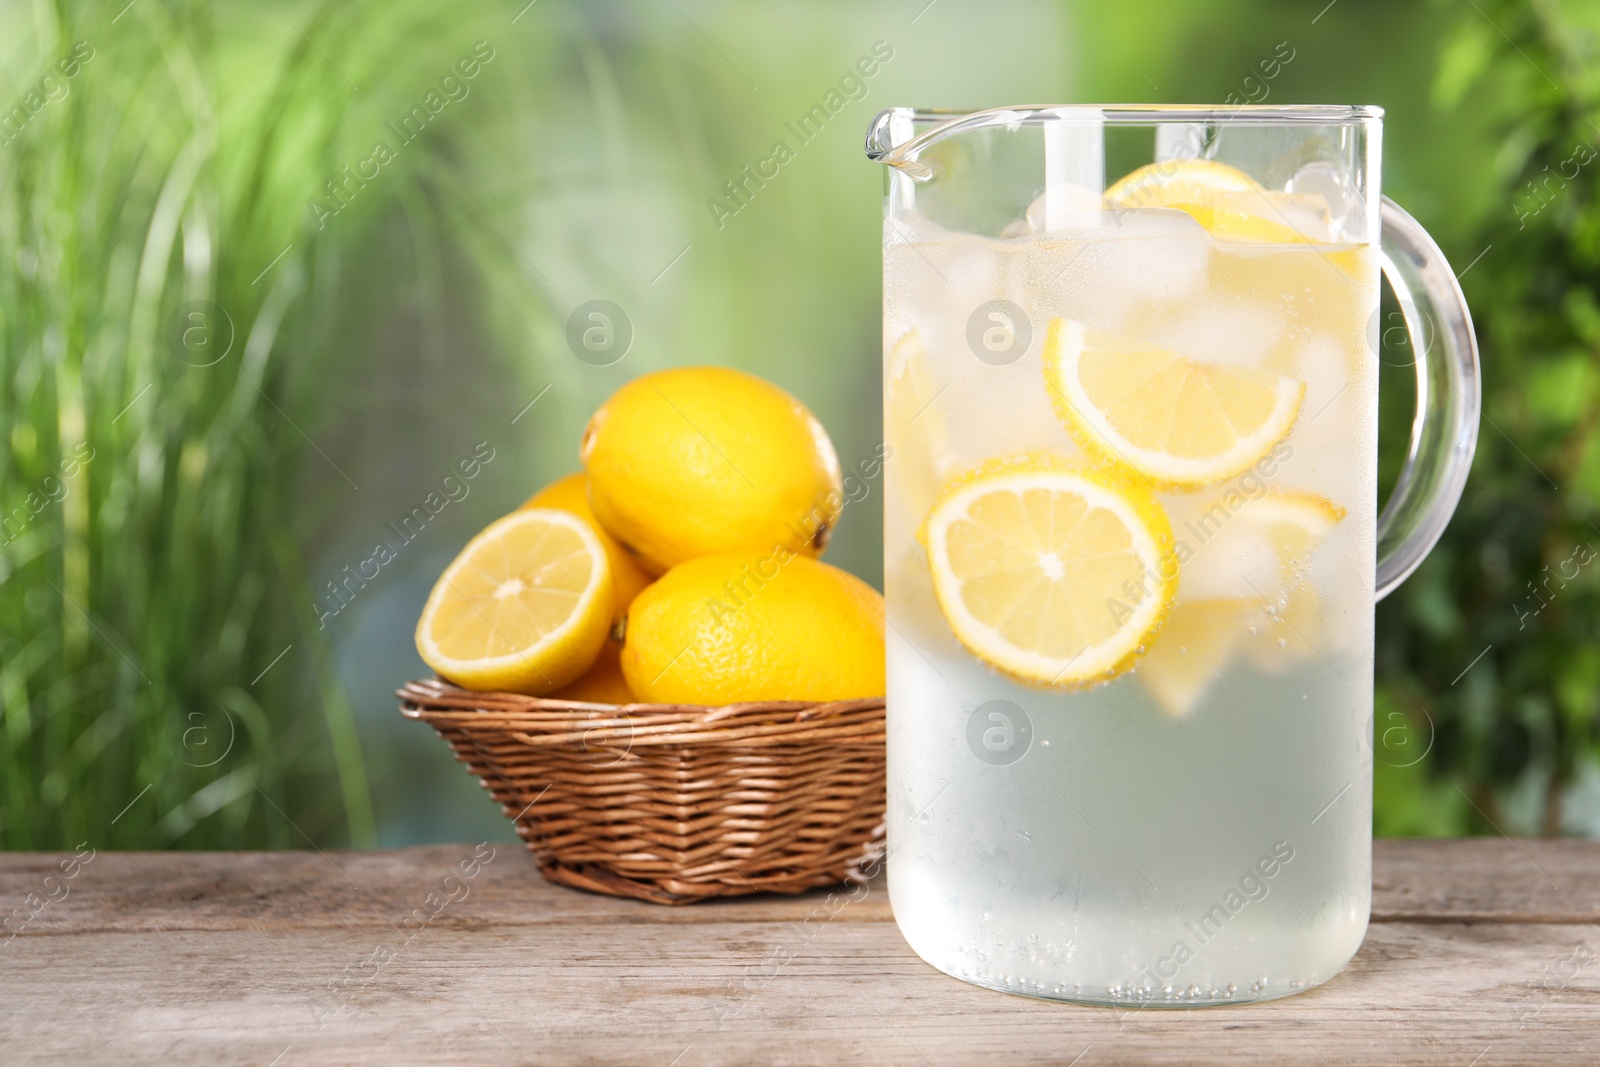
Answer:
398, 678, 886, 746
398, 677, 888, 904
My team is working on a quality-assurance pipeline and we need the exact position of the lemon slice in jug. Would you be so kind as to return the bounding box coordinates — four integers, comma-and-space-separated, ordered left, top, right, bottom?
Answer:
921, 457, 1177, 688
1105, 159, 1262, 209
1043, 318, 1304, 489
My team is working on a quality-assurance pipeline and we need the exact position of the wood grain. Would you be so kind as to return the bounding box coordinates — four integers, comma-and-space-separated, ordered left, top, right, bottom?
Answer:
2, 840, 1598, 1065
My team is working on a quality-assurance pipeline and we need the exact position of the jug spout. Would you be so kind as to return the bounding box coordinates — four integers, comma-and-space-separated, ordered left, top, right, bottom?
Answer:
864, 108, 934, 181
866, 106, 1054, 183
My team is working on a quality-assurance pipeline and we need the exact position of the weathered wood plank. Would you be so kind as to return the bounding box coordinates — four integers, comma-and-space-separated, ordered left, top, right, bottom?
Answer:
3, 839, 1596, 933
2, 841, 1598, 1065
1370, 838, 1600, 922
0, 843, 893, 934
3, 920, 1597, 1064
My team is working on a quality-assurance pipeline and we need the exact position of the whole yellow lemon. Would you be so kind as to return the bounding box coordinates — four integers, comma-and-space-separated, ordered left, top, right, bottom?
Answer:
581, 367, 843, 575
521, 471, 651, 627
549, 641, 637, 705
621, 551, 885, 705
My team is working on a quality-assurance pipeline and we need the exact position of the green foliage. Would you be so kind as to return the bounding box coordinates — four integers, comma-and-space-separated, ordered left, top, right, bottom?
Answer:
1375, 0, 1600, 835
0, 0, 532, 848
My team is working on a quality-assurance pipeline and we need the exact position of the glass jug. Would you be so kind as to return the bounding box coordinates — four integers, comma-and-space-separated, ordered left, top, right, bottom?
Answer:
866, 105, 1479, 1006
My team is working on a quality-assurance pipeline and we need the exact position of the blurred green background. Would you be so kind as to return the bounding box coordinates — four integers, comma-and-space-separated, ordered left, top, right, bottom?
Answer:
3, 0, 1598, 849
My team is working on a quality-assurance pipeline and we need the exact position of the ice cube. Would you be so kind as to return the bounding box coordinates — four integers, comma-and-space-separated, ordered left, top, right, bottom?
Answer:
1027, 212, 1210, 331
884, 230, 1015, 342
1276, 333, 1365, 508
1285, 161, 1367, 243
1143, 301, 1291, 368
1007, 184, 1108, 236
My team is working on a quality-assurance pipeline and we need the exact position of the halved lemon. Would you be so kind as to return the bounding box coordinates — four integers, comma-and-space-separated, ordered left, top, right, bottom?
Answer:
1043, 318, 1305, 489
416, 509, 614, 695
921, 456, 1177, 688
1138, 597, 1266, 718
520, 471, 651, 626
1105, 159, 1261, 210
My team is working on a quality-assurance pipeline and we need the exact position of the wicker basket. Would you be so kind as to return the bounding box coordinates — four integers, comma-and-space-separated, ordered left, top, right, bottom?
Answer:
397, 678, 886, 905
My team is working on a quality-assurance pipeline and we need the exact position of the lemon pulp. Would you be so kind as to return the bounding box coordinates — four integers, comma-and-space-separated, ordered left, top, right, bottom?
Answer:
415, 509, 613, 695
922, 458, 1177, 688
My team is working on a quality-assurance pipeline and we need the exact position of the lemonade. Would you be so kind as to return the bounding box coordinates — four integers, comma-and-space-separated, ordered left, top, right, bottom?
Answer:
882, 159, 1380, 1005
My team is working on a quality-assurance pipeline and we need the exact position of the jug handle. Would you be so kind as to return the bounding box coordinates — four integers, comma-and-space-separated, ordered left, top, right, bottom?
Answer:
1374, 197, 1482, 599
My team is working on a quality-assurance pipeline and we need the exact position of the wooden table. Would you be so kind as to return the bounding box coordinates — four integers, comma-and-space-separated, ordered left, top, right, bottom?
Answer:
2, 840, 1596, 1064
